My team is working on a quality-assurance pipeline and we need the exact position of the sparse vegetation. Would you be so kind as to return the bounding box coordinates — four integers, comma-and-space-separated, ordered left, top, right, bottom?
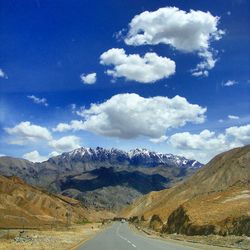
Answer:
123, 145, 250, 239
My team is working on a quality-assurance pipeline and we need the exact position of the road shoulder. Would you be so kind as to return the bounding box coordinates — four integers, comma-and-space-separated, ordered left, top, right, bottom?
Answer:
129, 223, 244, 250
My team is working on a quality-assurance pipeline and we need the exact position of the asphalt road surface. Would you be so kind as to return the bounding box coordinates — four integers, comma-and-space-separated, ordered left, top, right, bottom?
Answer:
76, 222, 195, 250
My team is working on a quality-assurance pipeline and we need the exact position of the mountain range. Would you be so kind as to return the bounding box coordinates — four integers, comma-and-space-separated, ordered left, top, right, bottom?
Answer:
0, 145, 249, 237
0, 147, 202, 211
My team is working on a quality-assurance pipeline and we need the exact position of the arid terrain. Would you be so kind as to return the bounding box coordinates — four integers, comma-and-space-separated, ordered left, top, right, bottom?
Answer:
131, 223, 250, 250
0, 146, 249, 249
0, 147, 201, 211
122, 145, 250, 237
0, 174, 114, 228
0, 223, 103, 250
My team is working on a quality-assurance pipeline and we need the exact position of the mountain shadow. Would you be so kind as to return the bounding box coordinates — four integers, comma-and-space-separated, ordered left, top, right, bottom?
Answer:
58, 167, 170, 194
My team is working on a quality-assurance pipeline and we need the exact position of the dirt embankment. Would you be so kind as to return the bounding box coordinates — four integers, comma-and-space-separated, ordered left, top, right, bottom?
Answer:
131, 222, 250, 250
0, 223, 104, 250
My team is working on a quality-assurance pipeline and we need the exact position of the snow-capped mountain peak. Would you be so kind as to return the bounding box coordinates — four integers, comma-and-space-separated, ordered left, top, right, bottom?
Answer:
51, 147, 203, 169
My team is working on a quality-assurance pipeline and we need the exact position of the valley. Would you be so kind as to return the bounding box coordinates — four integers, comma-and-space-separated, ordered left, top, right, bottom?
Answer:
0, 145, 249, 249
1, 1, 249, 249
0, 147, 201, 211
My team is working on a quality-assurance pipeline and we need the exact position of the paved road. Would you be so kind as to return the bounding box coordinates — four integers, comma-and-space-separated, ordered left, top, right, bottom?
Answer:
76, 222, 195, 250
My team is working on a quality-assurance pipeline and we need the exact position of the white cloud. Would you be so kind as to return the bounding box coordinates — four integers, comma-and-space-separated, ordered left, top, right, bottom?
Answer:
100, 48, 175, 83
191, 50, 216, 77
5, 121, 52, 143
56, 93, 206, 139
53, 120, 85, 132
169, 124, 250, 162
23, 150, 47, 163
80, 73, 97, 84
225, 124, 250, 144
169, 130, 225, 151
5, 121, 81, 155
191, 71, 208, 77
27, 95, 48, 106
0, 68, 8, 79
149, 135, 168, 144
48, 135, 81, 152
23, 150, 60, 162
228, 115, 239, 120
124, 7, 224, 76
223, 80, 238, 87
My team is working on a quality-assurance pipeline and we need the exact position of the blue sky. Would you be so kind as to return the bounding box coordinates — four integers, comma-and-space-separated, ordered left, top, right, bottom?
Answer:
0, 0, 249, 163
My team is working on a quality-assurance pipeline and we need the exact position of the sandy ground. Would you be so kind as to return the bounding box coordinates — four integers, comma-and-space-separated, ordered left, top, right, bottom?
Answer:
0, 223, 103, 250
130, 224, 250, 250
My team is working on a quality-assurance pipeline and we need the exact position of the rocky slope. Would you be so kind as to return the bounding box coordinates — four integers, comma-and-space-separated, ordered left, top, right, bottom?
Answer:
0, 174, 98, 228
0, 147, 202, 211
121, 145, 250, 236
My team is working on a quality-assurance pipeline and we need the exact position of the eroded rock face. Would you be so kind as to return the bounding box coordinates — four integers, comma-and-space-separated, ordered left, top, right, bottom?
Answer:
149, 215, 163, 231
128, 216, 140, 224
162, 205, 215, 235
162, 205, 250, 236
219, 216, 250, 236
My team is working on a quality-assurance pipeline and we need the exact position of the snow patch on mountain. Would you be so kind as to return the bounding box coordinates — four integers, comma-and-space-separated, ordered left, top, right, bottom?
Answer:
52, 147, 203, 169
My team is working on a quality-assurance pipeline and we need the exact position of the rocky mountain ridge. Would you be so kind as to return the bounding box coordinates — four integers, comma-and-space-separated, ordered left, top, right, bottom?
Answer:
0, 147, 202, 211
48, 146, 202, 169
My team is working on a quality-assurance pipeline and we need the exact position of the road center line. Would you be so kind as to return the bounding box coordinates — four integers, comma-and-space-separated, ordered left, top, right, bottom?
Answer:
116, 223, 137, 248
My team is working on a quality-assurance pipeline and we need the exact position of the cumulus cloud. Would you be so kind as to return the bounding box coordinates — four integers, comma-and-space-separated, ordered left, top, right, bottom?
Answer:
23, 150, 48, 163
48, 135, 81, 152
149, 135, 168, 144
169, 124, 250, 162
100, 48, 176, 83
170, 130, 225, 151
0, 69, 8, 79
80, 73, 97, 84
23, 150, 60, 162
228, 115, 239, 120
5, 121, 52, 143
5, 121, 81, 156
124, 7, 224, 76
223, 80, 238, 87
225, 124, 250, 144
191, 50, 217, 77
53, 120, 85, 132
54, 93, 206, 139
27, 95, 48, 106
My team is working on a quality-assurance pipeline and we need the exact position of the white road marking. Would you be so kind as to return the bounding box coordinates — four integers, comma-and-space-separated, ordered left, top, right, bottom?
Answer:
116, 223, 137, 248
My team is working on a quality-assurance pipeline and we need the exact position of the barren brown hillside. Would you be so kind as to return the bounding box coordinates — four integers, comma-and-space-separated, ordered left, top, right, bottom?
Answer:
121, 145, 250, 235
0, 175, 113, 228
